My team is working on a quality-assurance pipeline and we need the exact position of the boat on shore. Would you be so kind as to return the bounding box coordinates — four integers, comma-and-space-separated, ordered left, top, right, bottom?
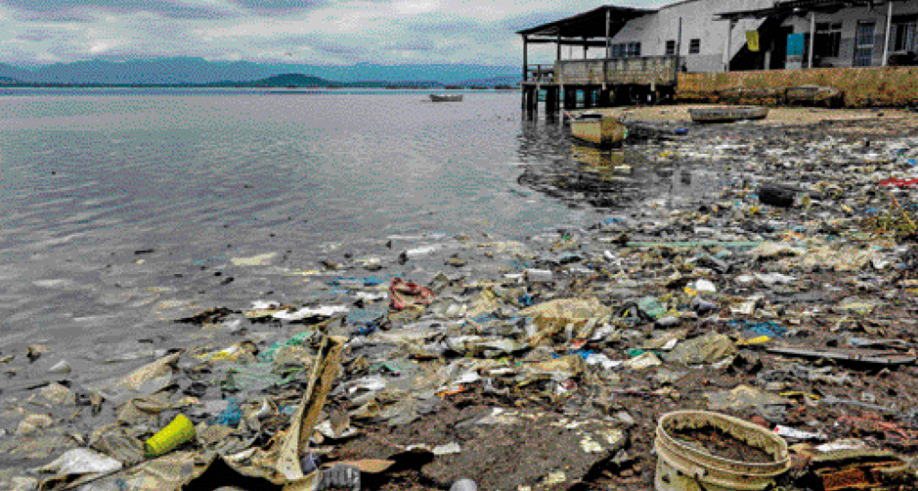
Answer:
429, 93, 464, 102
784, 85, 843, 107
568, 113, 627, 147
688, 106, 768, 123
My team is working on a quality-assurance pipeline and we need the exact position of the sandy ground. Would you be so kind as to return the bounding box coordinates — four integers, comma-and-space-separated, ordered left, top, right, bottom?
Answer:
570, 105, 918, 127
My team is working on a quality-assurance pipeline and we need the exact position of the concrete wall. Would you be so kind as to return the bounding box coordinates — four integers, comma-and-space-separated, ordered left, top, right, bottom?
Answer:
676, 66, 918, 106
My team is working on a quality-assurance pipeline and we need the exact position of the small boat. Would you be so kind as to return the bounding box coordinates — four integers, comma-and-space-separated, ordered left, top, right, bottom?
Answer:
429, 93, 463, 102
569, 113, 627, 147
784, 85, 843, 107
688, 106, 768, 124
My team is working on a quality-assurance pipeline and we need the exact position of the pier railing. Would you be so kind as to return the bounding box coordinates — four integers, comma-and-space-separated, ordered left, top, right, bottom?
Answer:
525, 56, 680, 86
525, 65, 555, 84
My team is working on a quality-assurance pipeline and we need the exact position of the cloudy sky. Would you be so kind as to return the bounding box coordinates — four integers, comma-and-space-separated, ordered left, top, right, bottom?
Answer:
0, 0, 667, 67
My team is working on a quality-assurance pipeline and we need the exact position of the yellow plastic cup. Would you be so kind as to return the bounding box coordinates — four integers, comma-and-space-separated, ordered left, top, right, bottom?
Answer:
144, 414, 196, 457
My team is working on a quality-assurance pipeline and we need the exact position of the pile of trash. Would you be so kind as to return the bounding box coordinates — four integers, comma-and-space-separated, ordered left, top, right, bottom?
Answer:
4, 113, 918, 491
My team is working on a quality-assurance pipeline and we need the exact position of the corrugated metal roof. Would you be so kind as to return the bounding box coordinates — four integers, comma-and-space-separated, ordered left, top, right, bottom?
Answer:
716, 0, 892, 19
516, 5, 656, 38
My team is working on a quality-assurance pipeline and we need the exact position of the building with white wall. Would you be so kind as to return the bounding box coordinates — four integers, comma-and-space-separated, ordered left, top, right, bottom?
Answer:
518, 0, 918, 73
720, 0, 918, 69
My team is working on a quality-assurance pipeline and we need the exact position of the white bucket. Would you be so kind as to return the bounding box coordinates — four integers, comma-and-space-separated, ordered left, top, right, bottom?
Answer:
655, 410, 791, 491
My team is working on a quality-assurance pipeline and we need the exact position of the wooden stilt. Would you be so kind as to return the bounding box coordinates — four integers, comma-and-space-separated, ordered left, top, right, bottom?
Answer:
523, 87, 537, 116
545, 87, 558, 115
599, 89, 611, 108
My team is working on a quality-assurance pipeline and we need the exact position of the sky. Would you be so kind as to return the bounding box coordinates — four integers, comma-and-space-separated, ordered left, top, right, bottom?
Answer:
0, 0, 668, 67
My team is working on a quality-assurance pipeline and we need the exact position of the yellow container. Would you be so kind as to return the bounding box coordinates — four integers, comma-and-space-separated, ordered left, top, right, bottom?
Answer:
144, 414, 196, 457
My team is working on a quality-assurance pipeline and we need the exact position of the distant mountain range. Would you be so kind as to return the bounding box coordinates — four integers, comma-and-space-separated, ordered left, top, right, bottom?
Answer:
0, 57, 520, 87
211, 73, 330, 88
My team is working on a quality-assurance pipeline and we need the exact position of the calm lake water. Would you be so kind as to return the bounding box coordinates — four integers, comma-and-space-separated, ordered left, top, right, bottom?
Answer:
0, 88, 713, 383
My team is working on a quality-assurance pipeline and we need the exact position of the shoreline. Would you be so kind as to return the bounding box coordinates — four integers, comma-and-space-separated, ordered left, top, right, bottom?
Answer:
3, 109, 918, 490
572, 104, 918, 127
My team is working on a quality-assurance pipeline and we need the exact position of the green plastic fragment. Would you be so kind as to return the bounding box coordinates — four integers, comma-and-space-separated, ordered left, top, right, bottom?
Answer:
637, 296, 666, 320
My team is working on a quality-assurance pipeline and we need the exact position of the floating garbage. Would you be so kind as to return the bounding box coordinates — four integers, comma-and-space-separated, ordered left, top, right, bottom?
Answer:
4, 108, 918, 491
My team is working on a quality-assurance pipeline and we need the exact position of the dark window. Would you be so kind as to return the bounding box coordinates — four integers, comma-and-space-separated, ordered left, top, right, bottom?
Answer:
627, 42, 641, 57
893, 21, 916, 51
854, 21, 876, 66
815, 22, 842, 57
612, 44, 624, 57
689, 38, 701, 54
666, 40, 676, 55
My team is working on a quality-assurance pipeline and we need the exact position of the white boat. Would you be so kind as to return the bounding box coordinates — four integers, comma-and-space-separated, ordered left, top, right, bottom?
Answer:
688, 106, 768, 123
429, 93, 464, 102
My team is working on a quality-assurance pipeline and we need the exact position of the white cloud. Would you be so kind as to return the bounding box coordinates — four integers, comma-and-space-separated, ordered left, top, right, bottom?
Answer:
0, 0, 674, 67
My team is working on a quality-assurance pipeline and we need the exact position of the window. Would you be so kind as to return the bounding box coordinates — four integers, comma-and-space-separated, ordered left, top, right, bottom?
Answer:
815, 22, 842, 58
626, 42, 641, 57
893, 21, 917, 51
689, 38, 701, 54
854, 21, 875, 66
665, 40, 677, 55
611, 42, 640, 58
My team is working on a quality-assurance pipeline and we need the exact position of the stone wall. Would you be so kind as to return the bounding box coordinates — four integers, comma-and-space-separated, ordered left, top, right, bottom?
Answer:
676, 66, 918, 107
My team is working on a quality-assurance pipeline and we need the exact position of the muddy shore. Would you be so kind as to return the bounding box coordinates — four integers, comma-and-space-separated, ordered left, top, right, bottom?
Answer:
3, 107, 918, 491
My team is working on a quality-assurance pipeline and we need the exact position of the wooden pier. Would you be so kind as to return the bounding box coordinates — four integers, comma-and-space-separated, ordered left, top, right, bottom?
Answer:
521, 56, 681, 116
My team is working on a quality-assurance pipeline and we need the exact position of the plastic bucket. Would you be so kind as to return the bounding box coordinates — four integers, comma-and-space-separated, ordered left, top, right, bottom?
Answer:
654, 411, 791, 491
144, 414, 196, 457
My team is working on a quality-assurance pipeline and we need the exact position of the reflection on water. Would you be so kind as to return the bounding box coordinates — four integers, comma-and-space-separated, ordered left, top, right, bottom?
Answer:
515, 120, 661, 209
514, 118, 732, 211
572, 146, 628, 170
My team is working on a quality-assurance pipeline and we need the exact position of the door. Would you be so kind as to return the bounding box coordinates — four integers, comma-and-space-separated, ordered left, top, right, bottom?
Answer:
854, 21, 875, 66
770, 26, 792, 69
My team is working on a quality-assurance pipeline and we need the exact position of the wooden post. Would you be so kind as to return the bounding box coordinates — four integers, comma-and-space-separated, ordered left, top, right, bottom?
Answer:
557, 32, 562, 62
604, 8, 611, 90
883, 1, 894, 66
605, 9, 612, 58
599, 88, 611, 107
522, 35, 529, 83
546, 86, 558, 115
676, 17, 684, 77
808, 12, 816, 68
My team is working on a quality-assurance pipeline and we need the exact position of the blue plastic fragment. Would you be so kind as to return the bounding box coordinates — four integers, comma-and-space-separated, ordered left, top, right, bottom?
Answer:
363, 276, 384, 286
301, 453, 321, 474
572, 349, 594, 360
731, 320, 786, 338
355, 316, 385, 336
212, 398, 242, 427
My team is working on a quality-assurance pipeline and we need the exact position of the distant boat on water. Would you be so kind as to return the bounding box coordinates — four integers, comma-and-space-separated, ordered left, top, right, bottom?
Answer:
429, 93, 464, 102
